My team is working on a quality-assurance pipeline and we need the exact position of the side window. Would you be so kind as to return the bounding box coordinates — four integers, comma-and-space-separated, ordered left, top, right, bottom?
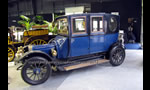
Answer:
92, 17, 98, 32
91, 17, 103, 32
72, 17, 86, 34
99, 17, 103, 32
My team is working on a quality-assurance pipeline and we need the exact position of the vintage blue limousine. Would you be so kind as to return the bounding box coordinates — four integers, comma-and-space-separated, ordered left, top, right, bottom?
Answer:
15, 13, 125, 85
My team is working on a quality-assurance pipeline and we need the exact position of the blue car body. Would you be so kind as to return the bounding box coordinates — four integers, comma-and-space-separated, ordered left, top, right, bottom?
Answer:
31, 13, 119, 60
17, 13, 120, 64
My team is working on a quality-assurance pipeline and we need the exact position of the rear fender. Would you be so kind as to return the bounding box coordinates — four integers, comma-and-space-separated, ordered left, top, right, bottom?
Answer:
108, 41, 123, 52
105, 41, 123, 59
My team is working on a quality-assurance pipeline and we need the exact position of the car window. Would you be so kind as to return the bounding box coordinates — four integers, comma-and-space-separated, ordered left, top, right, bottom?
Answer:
72, 17, 86, 34
109, 17, 117, 32
56, 18, 68, 35
91, 16, 104, 32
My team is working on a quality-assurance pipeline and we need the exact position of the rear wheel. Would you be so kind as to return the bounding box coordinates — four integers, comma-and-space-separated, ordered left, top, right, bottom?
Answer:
8, 46, 15, 62
109, 46, 125, 66
21, 57, 51, 85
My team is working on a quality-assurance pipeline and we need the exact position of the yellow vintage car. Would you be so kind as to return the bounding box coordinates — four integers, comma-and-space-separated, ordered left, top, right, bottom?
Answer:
8, 25, 56, 62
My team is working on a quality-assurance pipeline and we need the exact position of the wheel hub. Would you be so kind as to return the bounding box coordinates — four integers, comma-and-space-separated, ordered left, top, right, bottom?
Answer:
33, 68, 41, 74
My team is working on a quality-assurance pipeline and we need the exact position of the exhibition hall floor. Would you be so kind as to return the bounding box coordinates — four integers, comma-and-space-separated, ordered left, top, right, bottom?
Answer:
8, 50, 143, 90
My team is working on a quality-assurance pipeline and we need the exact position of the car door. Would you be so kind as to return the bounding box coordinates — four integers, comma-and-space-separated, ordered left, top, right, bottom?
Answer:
70, 16, 90, 57
90, 15, 105, 53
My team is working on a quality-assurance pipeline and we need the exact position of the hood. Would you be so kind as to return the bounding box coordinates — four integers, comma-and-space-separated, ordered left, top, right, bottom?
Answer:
32, 44, 55, 50
32, 44, 55, 54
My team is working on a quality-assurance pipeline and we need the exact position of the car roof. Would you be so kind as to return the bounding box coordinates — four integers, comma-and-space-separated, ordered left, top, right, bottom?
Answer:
56, 13, 119, 20
61, 13, 118, 16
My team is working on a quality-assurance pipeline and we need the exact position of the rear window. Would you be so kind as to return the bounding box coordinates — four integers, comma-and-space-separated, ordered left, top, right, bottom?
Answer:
109, 17, 117, 32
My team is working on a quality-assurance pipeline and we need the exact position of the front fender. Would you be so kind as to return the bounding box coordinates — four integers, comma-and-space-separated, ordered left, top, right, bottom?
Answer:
15, 50, 55, 64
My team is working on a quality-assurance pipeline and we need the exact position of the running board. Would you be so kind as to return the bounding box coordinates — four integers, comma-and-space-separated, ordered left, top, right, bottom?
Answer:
58, 59, 109, 71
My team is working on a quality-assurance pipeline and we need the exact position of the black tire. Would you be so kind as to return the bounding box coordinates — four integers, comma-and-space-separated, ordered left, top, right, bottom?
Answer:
21, 57, 51, 85
109, 46, 125, 66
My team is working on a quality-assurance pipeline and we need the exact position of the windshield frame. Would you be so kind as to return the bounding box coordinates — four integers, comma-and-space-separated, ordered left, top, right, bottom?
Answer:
55, 16, 69, 37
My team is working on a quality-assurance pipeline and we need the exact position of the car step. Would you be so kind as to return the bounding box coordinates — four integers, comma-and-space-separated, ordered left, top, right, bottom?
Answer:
57, 59, 109, 71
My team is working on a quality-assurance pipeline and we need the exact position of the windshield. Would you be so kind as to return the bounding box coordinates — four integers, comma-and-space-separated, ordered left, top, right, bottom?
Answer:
55, 18, 68, 35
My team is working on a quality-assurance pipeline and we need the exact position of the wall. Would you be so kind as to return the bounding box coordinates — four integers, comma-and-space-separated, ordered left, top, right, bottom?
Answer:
8, 0, 142, 42
91, 0, 142, 42
8, 0, 91, 27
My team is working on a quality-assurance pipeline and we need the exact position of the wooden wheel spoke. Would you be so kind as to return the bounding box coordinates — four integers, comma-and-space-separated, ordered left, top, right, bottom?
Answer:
30, 39, 47, 45
37, 74, 40, 80
39, 40, 41, 45
33, 74, 36, 81
8, 54, 13, 57
34, 63, 38, 68
8, 52, 13, 54
8, 49, 11, 52
36, 40, 39, 45
8, 47, 15, 62
27, 72, 33, 74
30, 65, 35, 69
29, 72, 34, 78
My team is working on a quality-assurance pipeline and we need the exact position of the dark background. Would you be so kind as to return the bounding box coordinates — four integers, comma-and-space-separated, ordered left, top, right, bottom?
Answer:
8, 0, 142, 43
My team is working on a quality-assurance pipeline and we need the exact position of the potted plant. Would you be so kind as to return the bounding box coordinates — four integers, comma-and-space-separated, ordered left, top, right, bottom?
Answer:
18, 15, 35, 31
43, 21, 58, 35
18, 15, 36, 38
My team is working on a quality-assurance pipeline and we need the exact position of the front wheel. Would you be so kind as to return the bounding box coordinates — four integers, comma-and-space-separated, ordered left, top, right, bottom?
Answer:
21, 57, 51, 85
109, 46, 125, 66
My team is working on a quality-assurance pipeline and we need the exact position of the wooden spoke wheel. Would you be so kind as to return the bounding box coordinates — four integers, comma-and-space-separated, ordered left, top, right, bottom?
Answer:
21, 57, 51, 85
29, 39, 47, 45
109, 46, 125, 66
8, 46, 15, 62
